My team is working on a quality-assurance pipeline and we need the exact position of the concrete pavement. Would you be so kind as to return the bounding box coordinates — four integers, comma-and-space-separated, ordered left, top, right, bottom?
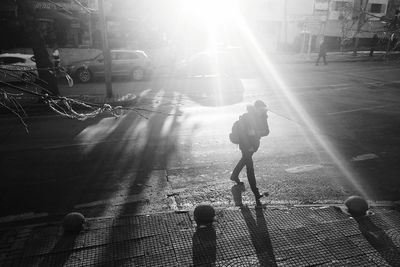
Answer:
1, 204, 399, 266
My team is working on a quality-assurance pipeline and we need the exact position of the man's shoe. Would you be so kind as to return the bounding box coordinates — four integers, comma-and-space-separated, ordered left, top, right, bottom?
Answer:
255, 192, 269, 200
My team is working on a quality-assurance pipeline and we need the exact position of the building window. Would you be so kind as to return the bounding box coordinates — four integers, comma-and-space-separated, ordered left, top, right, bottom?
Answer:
370, 4, 383, 13
334, 1, 351, 11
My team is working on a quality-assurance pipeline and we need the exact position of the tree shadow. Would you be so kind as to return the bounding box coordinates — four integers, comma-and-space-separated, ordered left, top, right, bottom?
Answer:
240, 206, 277, 267
192, 225, 217, 267
38, 232, 78, 267
92, 91, 192, 264
355, 216, 400, 266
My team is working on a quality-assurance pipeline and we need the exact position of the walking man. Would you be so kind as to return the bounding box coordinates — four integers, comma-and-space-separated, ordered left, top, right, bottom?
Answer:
230, 100, 270, 206
315, 40, 327, 66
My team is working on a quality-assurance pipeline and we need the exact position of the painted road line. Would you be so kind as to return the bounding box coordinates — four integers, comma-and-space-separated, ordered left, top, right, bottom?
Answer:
351, 153, 379, 161
285, 164, 324, 173
327, 105, 392, 115
291, 83, 349, 90
0, 212, 48, 223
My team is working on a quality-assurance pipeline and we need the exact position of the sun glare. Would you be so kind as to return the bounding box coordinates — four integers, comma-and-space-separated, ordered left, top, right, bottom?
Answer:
180, 0, 239, 25
229, 13, 370, 199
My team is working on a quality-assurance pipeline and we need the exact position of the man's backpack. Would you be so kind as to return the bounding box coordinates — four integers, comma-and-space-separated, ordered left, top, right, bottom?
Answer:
229, 120, 240, 144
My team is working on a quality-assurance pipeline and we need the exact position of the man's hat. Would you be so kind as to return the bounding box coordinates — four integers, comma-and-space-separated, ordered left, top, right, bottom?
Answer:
254, 100, 267, 108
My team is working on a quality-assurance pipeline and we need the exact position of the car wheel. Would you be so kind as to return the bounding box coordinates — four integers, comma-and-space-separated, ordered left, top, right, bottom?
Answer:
132, 67, 145, 81
76, 68, 92, 83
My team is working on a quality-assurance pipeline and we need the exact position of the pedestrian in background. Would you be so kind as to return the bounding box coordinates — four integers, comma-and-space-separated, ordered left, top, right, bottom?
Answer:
230, 100, 270, 206
315, 40, 327, 66
52, 44, 60, 70
369, 34, 379, 56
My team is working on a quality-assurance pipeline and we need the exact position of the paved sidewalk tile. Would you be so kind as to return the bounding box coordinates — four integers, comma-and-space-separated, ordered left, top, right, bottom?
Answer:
1, 206, 399, 266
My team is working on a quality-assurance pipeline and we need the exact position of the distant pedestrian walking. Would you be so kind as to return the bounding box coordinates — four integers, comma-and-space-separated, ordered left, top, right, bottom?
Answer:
229, 100, 270, 206
315, 40, 327, 66
52, 45, 60, 69
369, 34, 379, 56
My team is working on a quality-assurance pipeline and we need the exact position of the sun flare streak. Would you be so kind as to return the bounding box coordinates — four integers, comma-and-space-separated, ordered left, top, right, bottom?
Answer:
233, 15, 368, 198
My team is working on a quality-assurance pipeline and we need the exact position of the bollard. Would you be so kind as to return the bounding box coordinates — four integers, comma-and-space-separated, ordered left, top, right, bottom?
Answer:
344, 196, 369, 217
194, 205, 215, 228
62, 212, 85, 234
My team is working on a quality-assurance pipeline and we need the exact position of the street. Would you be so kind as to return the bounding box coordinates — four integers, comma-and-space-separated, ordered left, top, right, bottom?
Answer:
1, 60, 400, 220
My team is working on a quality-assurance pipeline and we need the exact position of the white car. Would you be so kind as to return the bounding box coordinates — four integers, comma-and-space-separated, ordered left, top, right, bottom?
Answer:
0, 53, 38, 83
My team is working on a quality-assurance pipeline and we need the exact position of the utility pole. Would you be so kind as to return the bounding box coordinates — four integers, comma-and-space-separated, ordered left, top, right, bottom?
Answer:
98, 0, 113, 98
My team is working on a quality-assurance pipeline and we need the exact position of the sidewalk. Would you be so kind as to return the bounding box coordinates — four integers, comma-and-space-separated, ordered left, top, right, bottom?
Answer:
272, 50, 400, 64
1, 205, 399, 266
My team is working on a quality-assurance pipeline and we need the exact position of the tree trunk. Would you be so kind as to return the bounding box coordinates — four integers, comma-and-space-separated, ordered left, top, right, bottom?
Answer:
16, 0, 59, 96
353, 37, 360, 55
353, 0, 369, 56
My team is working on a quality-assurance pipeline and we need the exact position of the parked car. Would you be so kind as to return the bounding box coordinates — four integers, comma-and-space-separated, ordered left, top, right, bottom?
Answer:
0, 53, 38, 83
66, 50, 152, 83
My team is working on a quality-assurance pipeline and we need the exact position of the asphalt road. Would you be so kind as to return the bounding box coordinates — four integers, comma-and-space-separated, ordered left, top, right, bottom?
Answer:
1, 60, 399, 219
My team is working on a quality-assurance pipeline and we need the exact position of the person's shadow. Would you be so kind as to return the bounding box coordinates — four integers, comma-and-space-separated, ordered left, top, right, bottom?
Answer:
241, 206, 277, 266
356, 216, 400, 266
38, 232, 78, 267
192, 224, 217, 267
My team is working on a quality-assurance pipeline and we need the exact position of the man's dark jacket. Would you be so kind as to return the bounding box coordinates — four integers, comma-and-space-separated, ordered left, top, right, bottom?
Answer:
237, 107, 269, 152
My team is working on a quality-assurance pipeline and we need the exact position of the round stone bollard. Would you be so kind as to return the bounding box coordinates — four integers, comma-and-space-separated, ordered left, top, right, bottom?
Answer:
62, 212, 85, 234
194, 205, 215, 227
344, 196, 369, 217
